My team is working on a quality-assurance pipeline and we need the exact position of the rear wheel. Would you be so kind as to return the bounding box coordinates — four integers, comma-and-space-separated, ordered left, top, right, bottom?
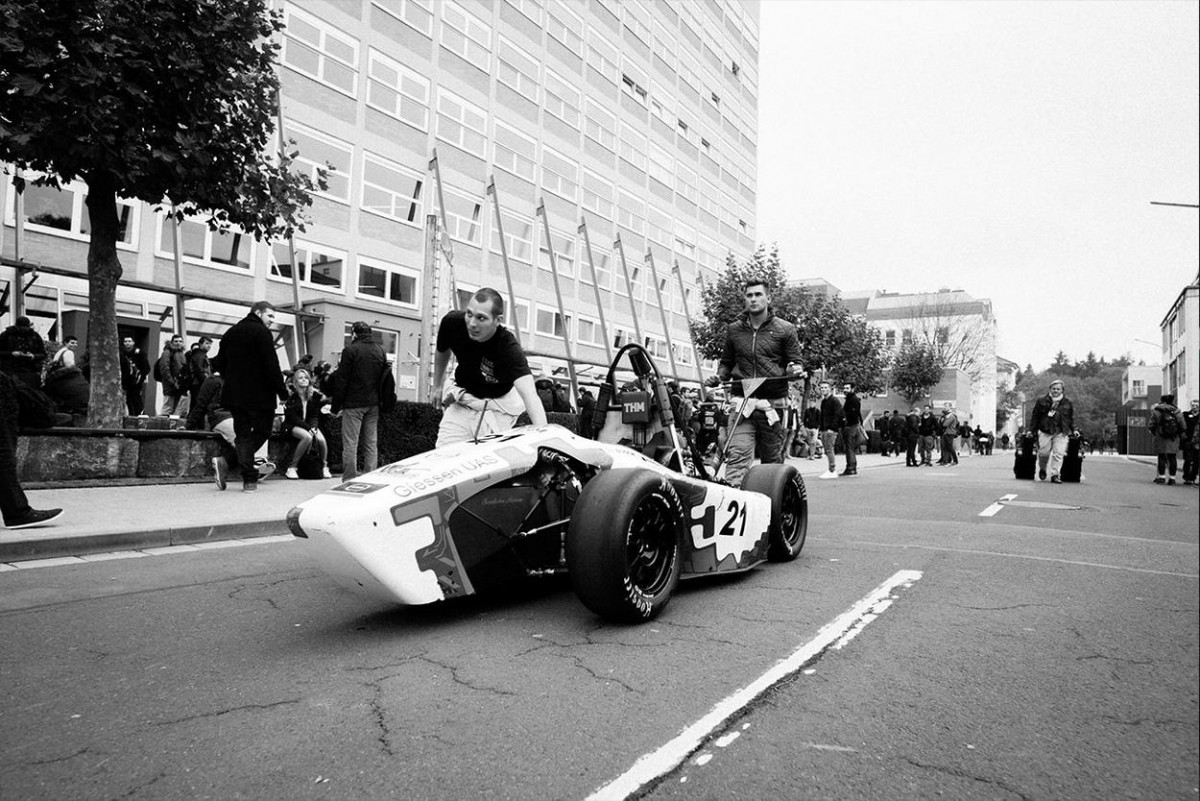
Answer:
567, 469, 684, 622
742, 464, 808, 561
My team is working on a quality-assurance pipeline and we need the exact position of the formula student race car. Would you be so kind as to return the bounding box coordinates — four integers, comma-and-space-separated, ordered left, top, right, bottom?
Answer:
287, 344, 808, 622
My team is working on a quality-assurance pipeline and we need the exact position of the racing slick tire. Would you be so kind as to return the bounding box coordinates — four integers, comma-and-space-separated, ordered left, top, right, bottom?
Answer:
567, 469, 685, 623
742, 464, 808, 562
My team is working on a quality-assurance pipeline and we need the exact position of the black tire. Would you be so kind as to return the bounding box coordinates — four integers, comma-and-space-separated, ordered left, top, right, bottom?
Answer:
742, 464, 808, 562
566, 469, 685, 622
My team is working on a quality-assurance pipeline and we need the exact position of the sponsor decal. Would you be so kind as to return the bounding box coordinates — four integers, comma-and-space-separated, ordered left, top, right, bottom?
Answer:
688, 487, 762, 563
393, 454, 503, 499
329, 481, 388, 495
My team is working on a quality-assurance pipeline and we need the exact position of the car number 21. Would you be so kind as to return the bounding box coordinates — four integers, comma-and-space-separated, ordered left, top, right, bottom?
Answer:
698, 499, 747, 540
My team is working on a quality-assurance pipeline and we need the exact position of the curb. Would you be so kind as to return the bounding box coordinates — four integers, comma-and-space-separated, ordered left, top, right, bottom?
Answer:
0, 519, 292, 563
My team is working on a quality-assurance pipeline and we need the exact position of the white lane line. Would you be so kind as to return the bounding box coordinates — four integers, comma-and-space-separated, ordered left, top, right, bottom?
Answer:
979, 493, 1018, 517
586, 569, 923, 801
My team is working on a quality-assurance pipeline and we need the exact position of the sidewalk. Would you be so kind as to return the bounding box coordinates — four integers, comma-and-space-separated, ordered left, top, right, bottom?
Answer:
0, 449, 1138, 565
1, 475, 341, 565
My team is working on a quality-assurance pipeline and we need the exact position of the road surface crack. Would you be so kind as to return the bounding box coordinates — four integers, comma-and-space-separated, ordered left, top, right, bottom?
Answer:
151, 698, 301, 726
904, 757, 1031, 800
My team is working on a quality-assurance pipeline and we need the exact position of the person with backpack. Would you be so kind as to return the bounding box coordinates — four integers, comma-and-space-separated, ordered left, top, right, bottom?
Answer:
1182, 399, 1199, 486
1149, 393, 1186, 486
1027, 378, 1075, 484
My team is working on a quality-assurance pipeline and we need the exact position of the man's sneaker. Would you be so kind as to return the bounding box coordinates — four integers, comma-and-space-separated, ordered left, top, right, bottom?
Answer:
4, 508, 64, 530
322, 467, 333, 478
1038, 468, 1047, 481
819, 470, 838, 479
285, 467, 299, 480
1050, 475, 1062, 484
242, 481, 258, 493
839, 469, 857, 477
1153, 476, 1166, 484
1167, 478, 1176, 486
255, 460, 276, 480
212, 457, 227, 491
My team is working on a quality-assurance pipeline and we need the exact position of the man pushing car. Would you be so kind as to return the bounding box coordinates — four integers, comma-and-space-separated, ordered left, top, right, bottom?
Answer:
433, 287, 547, 447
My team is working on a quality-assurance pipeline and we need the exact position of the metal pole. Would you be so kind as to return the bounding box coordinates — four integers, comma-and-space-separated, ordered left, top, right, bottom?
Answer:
429, 150, 459, 310
672, 259, 710, 398
12, 167, 25, 318
613, 235, 643, 346
420, 214, 440, 404
578, 219, 613, 363
536, 201, 578, 404
168, 204, 187, 342
645, 248, 682, 384
275, 89, 305, 361
485, 178, 522, 343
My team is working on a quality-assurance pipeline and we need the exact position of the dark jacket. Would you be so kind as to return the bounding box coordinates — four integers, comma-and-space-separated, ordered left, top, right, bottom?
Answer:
1028, 394, 1074, 436
283, 389, 326, 431
1149, 401, 1185, 455
718, 312, 803, 400
0, 323, 46, 381
819, 395, 844, 432
42, 365, 89, 416
210, 313, 287, 412
332, 334, 387, 411
842, 391, 862, 427
186, 375, 232, 431
185, 347, 212, 391
919, 412, 938, 437
802, 405, 820, 430
906, 411, 921, 439
889, 413, 908, 441
155, 345, 189, 395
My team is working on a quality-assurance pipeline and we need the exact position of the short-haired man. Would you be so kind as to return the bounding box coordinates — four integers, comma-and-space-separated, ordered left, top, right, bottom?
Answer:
333, 321, 388, 481
210, 301, 288, 492
707, 279, 804, 487
120, 335, 149, 416
817, 379, 844, 479
433, 288, 547, 447
155, 334, 190, 417
186, 336, 213, 411
918, 404, 938, 466
1027, 378, 1074, 483
939, 402, 959, 466
840, 382, 862, 476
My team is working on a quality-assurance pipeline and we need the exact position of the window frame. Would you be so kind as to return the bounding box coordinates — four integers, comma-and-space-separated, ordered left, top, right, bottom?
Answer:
366, 48, 431, 131
5, 174, 139, 251
440, 0, 492, 70
269, 239, 348, 294
496, 34, 540, 101
371, 0, 434, 38
154, 212, 254, 274
282, 121, 354, 204
282, 3, 359, 97
360, 150, 425, 226
356, 256, 421, 309
493, 118, 538, 180
543, 68, 582, 129
436, 87, 488, 158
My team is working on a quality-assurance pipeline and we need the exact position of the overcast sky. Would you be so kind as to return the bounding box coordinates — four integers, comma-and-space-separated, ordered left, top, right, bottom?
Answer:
756, 0, 1199, 371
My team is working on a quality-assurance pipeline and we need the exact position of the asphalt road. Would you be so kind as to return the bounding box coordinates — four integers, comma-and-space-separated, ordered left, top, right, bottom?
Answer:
1, 454, 1196, 800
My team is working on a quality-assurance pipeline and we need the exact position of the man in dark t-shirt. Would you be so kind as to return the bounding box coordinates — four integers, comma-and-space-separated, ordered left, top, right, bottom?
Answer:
432, 287, 547, 446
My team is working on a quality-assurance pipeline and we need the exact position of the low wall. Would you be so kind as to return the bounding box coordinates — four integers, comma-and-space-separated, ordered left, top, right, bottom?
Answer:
17, 404, 581, 485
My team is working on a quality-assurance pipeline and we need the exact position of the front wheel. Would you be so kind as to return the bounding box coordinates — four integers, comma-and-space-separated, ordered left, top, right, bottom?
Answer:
742, 464, 808, 561
567, 469, 684, 622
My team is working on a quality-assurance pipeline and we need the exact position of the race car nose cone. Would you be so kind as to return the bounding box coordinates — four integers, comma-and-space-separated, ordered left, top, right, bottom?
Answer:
287, 506, 308, 538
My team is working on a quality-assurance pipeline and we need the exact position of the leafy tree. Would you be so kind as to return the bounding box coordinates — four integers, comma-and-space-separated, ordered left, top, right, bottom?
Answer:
692, 244, 888, 400
891, 341, 944, 404
0, 0, 321, 426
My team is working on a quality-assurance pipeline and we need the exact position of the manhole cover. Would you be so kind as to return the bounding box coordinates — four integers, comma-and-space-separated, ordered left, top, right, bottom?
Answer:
1001, 500, 1082, 511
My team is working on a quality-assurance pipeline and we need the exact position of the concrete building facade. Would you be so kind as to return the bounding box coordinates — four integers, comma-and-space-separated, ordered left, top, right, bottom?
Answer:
1159, 270, 1198, 408
2, 0, 761, 406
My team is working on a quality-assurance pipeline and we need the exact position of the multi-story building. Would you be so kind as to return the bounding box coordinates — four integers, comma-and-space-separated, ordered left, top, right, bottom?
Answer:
1159, 270, 1198, 407
792, 280, 1000, 430
1, 0, 761, 405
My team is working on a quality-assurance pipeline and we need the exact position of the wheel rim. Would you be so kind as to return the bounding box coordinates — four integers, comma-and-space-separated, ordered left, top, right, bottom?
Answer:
625, 492, 677, 597
779, 478, 807, 548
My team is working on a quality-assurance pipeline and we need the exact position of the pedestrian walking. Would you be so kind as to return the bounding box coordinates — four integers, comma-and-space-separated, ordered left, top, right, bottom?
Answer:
209, 301, 288, 492
1027, 378, 1074, 484
817, 380, 845, 479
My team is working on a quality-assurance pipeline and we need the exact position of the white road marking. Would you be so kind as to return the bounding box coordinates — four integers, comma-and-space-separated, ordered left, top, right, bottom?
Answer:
979, 493, 1018, 517
586, 569, 923, 801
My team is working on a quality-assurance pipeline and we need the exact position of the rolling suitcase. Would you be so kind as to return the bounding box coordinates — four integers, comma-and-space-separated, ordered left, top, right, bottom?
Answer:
1013, 433, 1036, 480
1059, 435, 1084, 483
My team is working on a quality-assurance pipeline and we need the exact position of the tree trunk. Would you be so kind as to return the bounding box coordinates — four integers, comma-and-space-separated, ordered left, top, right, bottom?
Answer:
84, 172, 126, 428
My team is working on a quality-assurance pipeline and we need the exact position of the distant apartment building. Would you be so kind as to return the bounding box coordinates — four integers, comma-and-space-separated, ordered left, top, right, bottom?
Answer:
1, 0, 761, 403
1159, 270, 1198, 407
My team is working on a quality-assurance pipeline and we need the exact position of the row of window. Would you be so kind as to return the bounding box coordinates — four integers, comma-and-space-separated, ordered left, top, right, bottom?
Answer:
282, 3, 757, 188
284, 112, 752, 260
4, 172, 710, 316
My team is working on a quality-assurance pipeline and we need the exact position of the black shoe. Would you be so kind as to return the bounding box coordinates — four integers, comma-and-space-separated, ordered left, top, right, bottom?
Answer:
1153, 477, 1165, 484
839, 468, 857, 476
1038, 468, 1047, 481
1168, 478, 1176, 486
5, 508, 64, 529
242, 481, 258, 493
1050, 475, 1062, 484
